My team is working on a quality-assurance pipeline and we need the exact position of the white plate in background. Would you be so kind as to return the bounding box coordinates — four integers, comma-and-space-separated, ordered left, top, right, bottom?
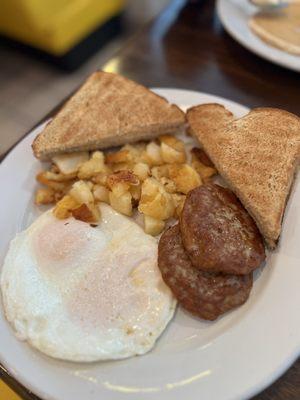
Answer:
0, 88, 299, 400
217, 0, 300, 72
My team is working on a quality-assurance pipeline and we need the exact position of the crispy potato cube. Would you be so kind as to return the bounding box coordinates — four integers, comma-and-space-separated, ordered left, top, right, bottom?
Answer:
77, 151, 108, 179
151, 165, 169, 180
72, 203, 100, 223
91, 172, 109, 186
144, 215, 165, 236
35, 188, 55, 205
36, 171, 67, 191
161, 142, 186, 164
106, 149, 131, 164
139, 178, 175, 220
133, 162, 150, 181
53, 195, 79, 219
191, 147, 214, 167
192, 158, 217, 181
93, 185, 110, 203
44, 171, 76, 182
159, 177, 177, 193
110, 162, 134, 173
52, 152, 89, 175
168, 164, 202, 194
142, 142, 163, 166
109, 191, 132, 216
69, 181, 94, 204
107, 170, 139, 191
159, 135, 185, 152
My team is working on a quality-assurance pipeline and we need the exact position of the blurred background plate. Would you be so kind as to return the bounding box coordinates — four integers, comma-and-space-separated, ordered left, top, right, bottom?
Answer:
217, 0, 300, 72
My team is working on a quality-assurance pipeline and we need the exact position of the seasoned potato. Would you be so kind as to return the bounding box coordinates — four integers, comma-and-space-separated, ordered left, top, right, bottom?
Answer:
53, 195, 79, 219
144, 215, 165, 236
72, 203, 100, 223
107, 170, 139, 191
91, 172, 109, 186
44, 171, 76, 182
69, 181, 94, 204
151, 165, 169, 180
168, 164, 202, 194
52, 151, 89, 175
106, 149, 132, 164
78, 151, 109, 179
109, 191, 132, 216
35, 188, 55, 205
159, 177, 177, 193
133, 162, 150, 181
142, 142, 163, 166
159, 135, 185, 152
93, 184, 110, 203
160, 142, 186, 164
139, 178, 175, 220
130, 184, 141, 202
36, 171, 68, 191
191, 158, 217, 181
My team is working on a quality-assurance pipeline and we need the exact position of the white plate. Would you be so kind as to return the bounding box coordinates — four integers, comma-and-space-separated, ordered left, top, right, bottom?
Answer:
0, 89, 299, 400
217, 0, 300, 72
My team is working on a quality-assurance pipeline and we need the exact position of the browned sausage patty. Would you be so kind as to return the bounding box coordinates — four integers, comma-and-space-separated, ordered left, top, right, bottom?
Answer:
158, 224, 253, 320
180, 184, 265, 275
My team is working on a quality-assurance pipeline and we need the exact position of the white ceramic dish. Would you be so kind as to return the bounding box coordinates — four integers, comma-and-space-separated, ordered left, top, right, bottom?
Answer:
217, 0, 300, 72
0, 89, 299, 400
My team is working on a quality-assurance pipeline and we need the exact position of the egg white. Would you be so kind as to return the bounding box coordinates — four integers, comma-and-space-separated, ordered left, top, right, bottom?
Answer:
0, 204, 176, 362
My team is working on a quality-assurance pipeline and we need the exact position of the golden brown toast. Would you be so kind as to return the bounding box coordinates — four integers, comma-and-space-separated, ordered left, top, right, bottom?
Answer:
187, 104, 300, 248
32, 71, 185, 160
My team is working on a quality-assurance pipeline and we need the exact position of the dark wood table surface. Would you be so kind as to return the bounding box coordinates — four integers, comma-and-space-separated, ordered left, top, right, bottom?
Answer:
1, 0, 299, 399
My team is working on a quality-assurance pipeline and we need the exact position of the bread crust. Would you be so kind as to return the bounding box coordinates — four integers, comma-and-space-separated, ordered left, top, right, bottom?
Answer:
32, 71, 185, 160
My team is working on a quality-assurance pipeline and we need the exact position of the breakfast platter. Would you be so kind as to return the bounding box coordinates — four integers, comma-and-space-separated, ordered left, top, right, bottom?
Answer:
217, 0, 300, 72
0, 85, 300, 400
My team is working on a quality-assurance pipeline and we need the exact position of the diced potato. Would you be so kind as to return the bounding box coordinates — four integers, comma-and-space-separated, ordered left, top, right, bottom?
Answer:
144, 215, 165, 236
53, 195, 79, 219
133, 162, 150, 181
139, 178, 175, 220
107, 170, 139, 191
52, 152, 89, 175
159, 177, 177, 193
72, 203, 100, 223
159, 135, 186, 152
151, 165, 169, 180
168, 164, 202, 194
77, 151, 108, 179
142, 142, 163, 166
109, 191, 132, 216
160, 142, 186, 164
44, 171, 76, 182
93, 185, 110, 203
35, 188, 55, 205
69, 181, 94, 204
36, 171, 68, 191
110, 162, 134, 173
106, 149, 132, 164
91, 172, 109, 186
192, 158, 217, 181
130, 184, 141, 202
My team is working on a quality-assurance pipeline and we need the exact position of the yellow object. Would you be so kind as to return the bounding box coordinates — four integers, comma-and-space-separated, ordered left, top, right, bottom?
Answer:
0, 380, 21, 400
0, 0, 125, 55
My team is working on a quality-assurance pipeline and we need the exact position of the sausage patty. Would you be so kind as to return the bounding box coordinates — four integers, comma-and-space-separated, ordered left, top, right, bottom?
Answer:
158, 224, 253, 320
180, 184, 265, 275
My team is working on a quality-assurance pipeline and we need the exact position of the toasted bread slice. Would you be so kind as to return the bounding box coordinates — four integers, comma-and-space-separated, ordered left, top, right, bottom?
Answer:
32, 71, 185, 160
187, 104, 300, 248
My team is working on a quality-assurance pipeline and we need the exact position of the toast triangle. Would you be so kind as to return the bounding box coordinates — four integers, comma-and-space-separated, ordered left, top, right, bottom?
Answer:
187, 104, 300, 248
32, 71, 185, 160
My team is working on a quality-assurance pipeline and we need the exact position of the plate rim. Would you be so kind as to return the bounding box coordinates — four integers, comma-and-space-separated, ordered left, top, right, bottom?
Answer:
216, 0, 300, 73
0, 87, 299, 400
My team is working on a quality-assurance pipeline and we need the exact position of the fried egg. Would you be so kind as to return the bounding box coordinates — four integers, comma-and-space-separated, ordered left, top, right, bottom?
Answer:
0, 204, 176, 362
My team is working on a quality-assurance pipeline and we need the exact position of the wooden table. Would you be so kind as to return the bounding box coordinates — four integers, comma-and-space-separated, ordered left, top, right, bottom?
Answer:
1, 0, 299, 399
